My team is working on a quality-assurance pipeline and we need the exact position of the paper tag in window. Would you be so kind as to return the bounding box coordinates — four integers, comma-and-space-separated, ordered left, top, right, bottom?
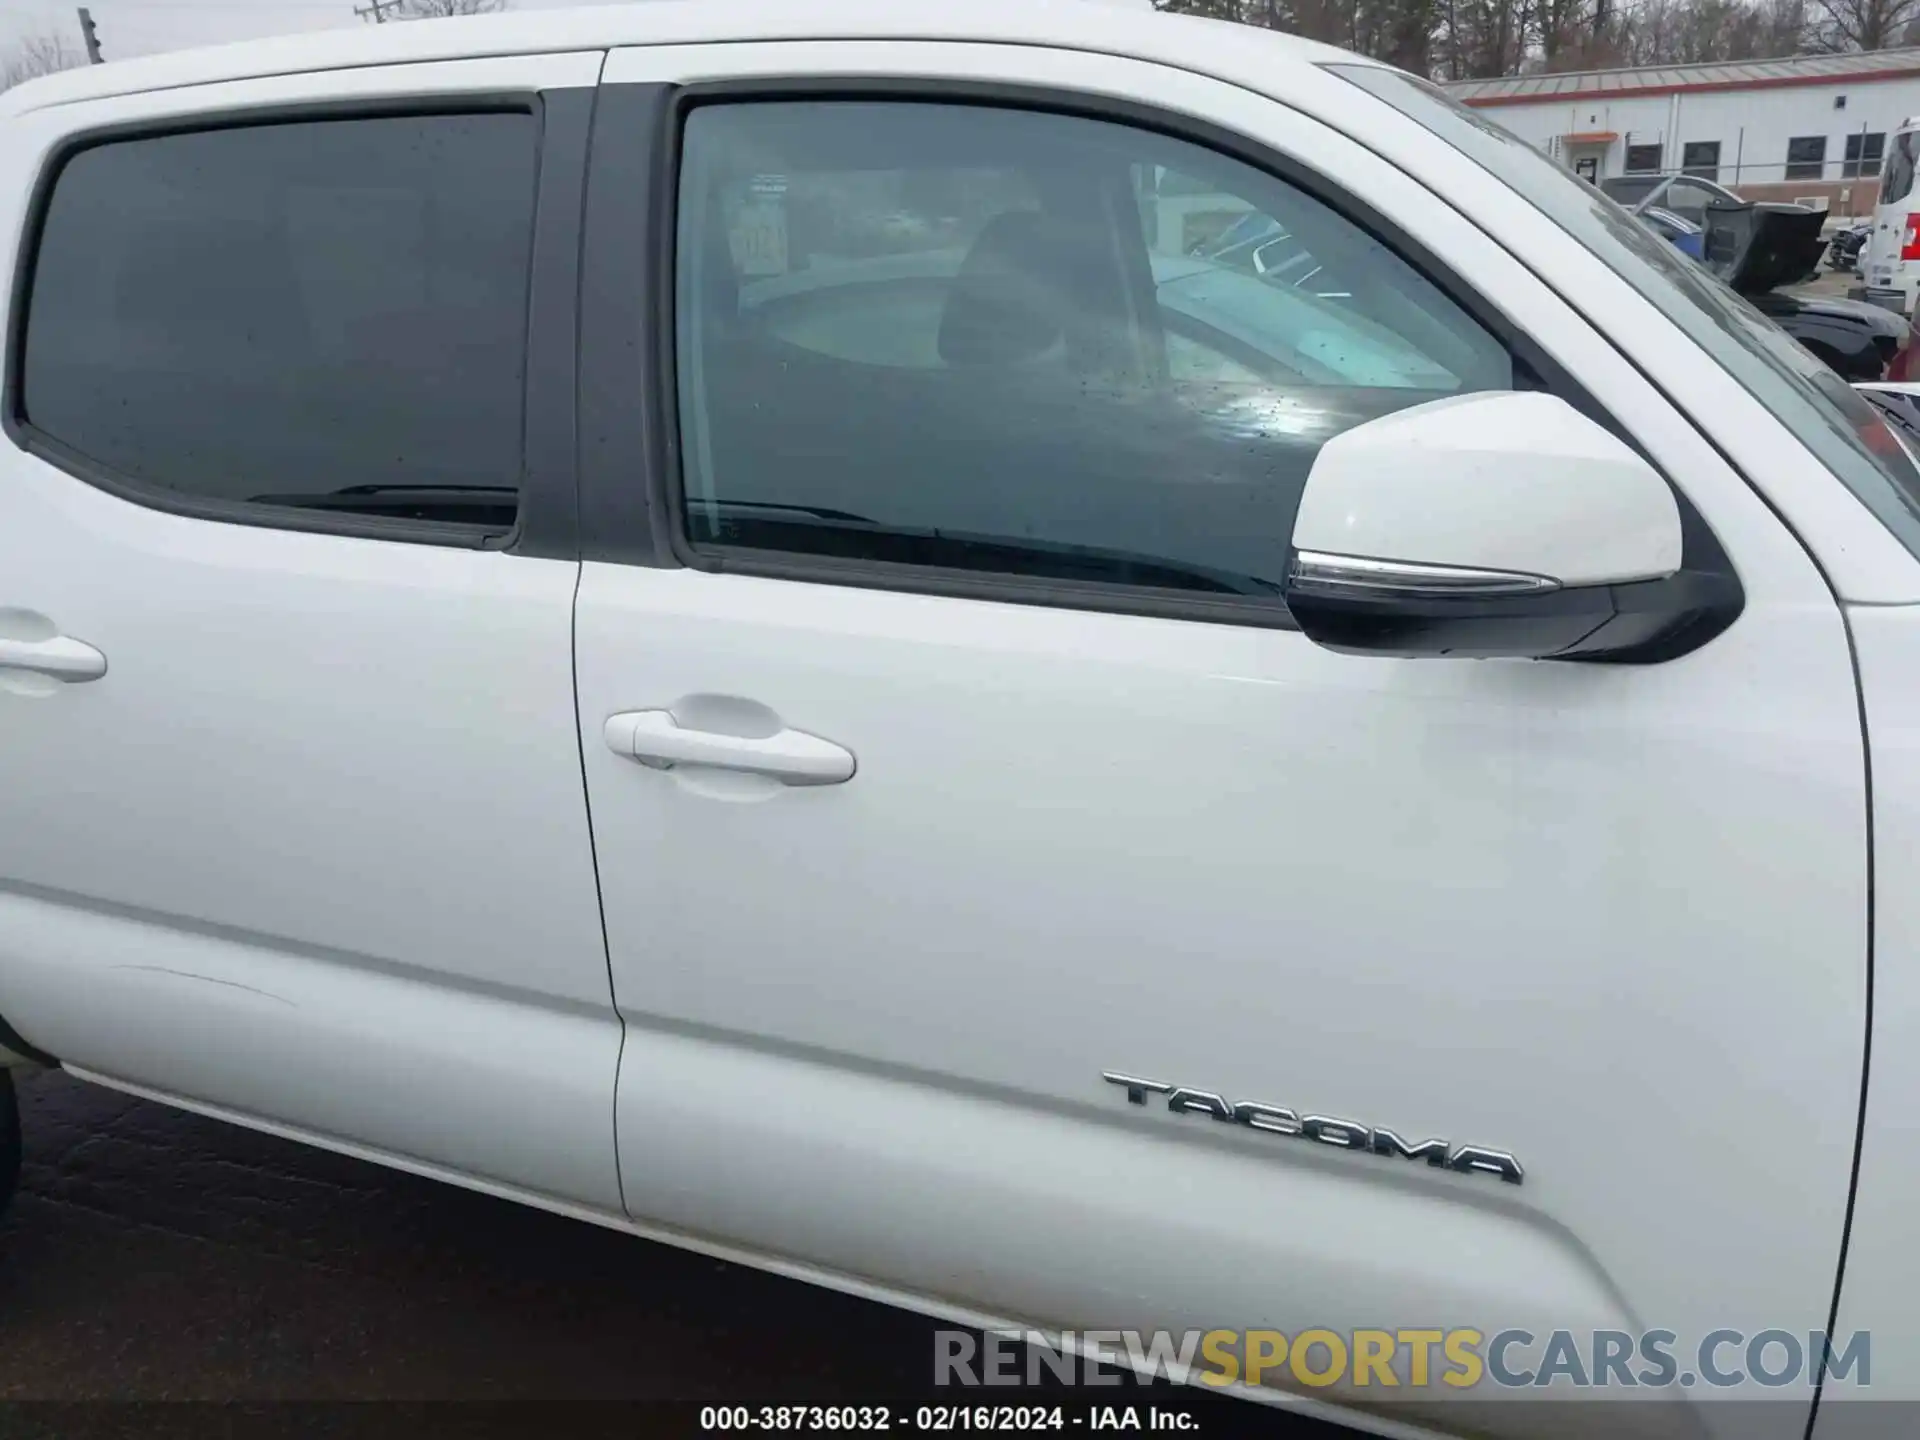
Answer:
732, 202, 788, 276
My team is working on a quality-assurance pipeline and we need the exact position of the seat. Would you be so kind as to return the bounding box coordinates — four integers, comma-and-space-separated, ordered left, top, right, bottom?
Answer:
935, 209, 1072, 368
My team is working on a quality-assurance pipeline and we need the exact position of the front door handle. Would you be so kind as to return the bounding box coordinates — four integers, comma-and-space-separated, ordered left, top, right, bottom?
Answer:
0, 634, 107, 682
604, 710, 855, 786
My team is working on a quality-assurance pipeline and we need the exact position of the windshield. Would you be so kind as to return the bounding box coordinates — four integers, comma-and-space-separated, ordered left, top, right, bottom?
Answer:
1600, 176, 1658, 202
1643, 208, 1698, 240
1157, 266, 1469, 388
1335, 64, 1920, 562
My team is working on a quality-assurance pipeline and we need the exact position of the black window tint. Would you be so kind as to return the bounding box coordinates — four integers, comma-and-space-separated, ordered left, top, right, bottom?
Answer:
673, 101, 1513, 602
22, 113, 537, 531
1785, 136, 1826, 182
1682, 141, 1720, 180
1624, 143, 1663, 174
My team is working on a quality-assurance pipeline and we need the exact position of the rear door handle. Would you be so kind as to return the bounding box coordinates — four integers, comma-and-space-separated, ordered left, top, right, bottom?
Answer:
0, 634, 107, 682
604, 710, 855, 786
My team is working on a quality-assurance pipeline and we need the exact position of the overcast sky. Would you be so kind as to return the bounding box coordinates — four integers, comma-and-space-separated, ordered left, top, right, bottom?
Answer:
2, 0, 1156, 63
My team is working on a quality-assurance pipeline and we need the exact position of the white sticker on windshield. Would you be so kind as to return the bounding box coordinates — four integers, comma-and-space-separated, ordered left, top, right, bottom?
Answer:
731, 201, 789, 277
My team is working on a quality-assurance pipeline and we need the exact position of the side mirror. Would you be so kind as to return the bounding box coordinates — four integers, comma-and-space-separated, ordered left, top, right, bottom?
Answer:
1286, 392, 1740, 662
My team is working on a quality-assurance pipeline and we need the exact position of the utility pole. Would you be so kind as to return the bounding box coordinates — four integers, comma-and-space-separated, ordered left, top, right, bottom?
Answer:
76, 6, 102, 63
354, 0, 403, 21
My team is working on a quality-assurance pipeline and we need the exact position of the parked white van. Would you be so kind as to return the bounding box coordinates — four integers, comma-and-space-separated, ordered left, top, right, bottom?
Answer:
1862, 115, 1920, 311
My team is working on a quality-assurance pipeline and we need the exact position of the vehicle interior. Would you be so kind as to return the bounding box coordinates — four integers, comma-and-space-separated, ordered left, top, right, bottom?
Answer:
677, 101, 1517, 598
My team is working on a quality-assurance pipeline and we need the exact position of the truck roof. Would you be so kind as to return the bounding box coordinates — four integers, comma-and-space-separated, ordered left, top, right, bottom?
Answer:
0, 0, 1367, 119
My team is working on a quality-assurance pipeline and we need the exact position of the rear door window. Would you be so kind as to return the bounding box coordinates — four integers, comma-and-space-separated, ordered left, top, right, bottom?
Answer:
19, 112, 537, 536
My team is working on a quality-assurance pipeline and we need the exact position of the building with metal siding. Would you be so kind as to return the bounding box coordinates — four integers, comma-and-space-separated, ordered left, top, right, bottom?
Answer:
1446, 48, 1920, 216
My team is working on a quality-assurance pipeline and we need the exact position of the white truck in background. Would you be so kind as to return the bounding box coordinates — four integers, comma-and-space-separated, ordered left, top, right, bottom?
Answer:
1862, 115, 1920, 313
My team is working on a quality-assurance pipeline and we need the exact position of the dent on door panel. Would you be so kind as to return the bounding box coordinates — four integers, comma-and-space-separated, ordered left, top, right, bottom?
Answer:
0, 462, 620, 1210
0, 889, 625, 1212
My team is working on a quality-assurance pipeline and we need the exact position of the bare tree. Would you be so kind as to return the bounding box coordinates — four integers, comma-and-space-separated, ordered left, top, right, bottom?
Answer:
1158, 0, 1824, 76
392, 0, 508, 16
1150, 0, 1250, 17
0, 31, 84, 92
1156, 0, 1525, 77
1806, 0, 1920, 48
1437, 0, 1538, 77
1536, 0, 1608, 68
1596, 0, 1798, 64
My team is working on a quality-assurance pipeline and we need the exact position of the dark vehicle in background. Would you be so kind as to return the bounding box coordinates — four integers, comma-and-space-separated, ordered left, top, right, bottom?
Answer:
1600, 172, 1747, 228
1750, 287, 1910, 380
1617, 175, 1912, 381
1216, 167, 1909, 381
1829, 220, 1872, 274
1712, 200, 1907, 379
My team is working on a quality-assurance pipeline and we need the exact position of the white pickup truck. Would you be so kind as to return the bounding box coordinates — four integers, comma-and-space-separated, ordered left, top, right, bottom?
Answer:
0, 4, 1916, 1437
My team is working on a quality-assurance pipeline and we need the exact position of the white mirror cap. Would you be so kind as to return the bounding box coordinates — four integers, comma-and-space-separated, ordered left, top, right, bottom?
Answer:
1292, 392, 1684, 589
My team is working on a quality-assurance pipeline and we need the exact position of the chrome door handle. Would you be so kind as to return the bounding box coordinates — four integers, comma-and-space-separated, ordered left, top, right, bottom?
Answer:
604, 710, 854, 786
0, 634, 106, 682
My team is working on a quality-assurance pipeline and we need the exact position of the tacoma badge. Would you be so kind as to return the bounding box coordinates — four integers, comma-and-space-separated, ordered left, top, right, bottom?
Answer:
1102, 1071, 1523, 1185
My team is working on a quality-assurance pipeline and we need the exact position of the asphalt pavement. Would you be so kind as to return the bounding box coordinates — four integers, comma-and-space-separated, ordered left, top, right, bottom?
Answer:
1797, 268, 1859, 301
2, 1070, 937, 1401
0, 1070, 1321, 1435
